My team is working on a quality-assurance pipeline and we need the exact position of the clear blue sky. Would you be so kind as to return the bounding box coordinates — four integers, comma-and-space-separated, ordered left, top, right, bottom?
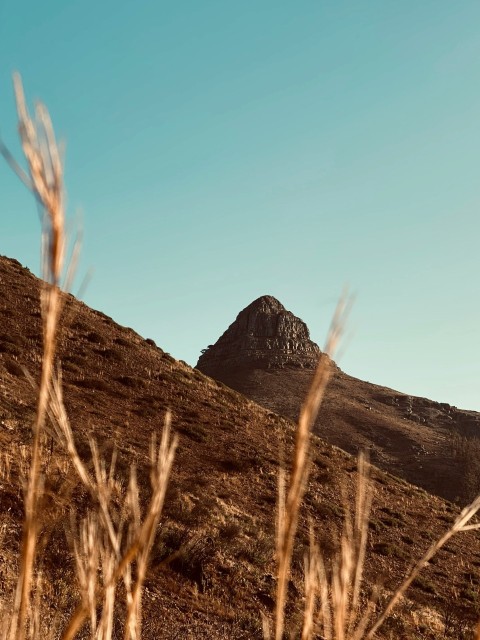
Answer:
1, 1, 480, 410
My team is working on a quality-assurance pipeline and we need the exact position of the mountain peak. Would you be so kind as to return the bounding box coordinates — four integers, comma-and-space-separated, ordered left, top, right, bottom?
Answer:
244, 295, 285, 313
196, 296, 321, 374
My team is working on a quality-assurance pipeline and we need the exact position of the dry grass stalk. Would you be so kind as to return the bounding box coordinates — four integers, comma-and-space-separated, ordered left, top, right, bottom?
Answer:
58, 412, 177, 640
7, 73, 66, 640
309, 453, 376, 640
301, 525, 320, 640
272, 293, 351, 640
71, 514, 99, 634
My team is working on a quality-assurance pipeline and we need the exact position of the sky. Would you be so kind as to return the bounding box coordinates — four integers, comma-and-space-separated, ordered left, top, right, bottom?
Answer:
1, 1, 480, 410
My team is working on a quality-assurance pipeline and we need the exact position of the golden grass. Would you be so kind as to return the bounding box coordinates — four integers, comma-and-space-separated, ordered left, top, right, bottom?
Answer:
8, 73, 66, 640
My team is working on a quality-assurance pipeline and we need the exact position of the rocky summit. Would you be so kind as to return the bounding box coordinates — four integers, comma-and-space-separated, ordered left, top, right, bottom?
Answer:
196, 295, 321, 376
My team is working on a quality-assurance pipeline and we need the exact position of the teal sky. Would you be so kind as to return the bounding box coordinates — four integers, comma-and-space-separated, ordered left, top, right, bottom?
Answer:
1, 1, 480, 410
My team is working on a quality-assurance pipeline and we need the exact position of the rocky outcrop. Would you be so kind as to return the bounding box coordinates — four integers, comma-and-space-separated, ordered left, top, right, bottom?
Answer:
196, 295, 322, 376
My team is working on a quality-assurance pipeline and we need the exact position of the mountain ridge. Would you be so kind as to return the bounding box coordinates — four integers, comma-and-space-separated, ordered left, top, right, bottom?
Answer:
196, 295, 480, 503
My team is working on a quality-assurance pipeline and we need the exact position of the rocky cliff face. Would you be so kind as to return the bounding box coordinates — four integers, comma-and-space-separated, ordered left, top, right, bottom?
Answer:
196, 295, 322, 376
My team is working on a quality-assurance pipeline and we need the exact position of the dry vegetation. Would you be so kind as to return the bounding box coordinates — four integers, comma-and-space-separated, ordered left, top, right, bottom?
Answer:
2, 75, 480, 639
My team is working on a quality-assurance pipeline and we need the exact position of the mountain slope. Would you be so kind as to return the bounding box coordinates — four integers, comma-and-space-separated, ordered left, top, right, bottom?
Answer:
1, 257, 479, 638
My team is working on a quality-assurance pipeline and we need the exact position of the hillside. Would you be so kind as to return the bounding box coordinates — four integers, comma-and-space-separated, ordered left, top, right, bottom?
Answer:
1, 256, 480, 638
197, 295, 480, 503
